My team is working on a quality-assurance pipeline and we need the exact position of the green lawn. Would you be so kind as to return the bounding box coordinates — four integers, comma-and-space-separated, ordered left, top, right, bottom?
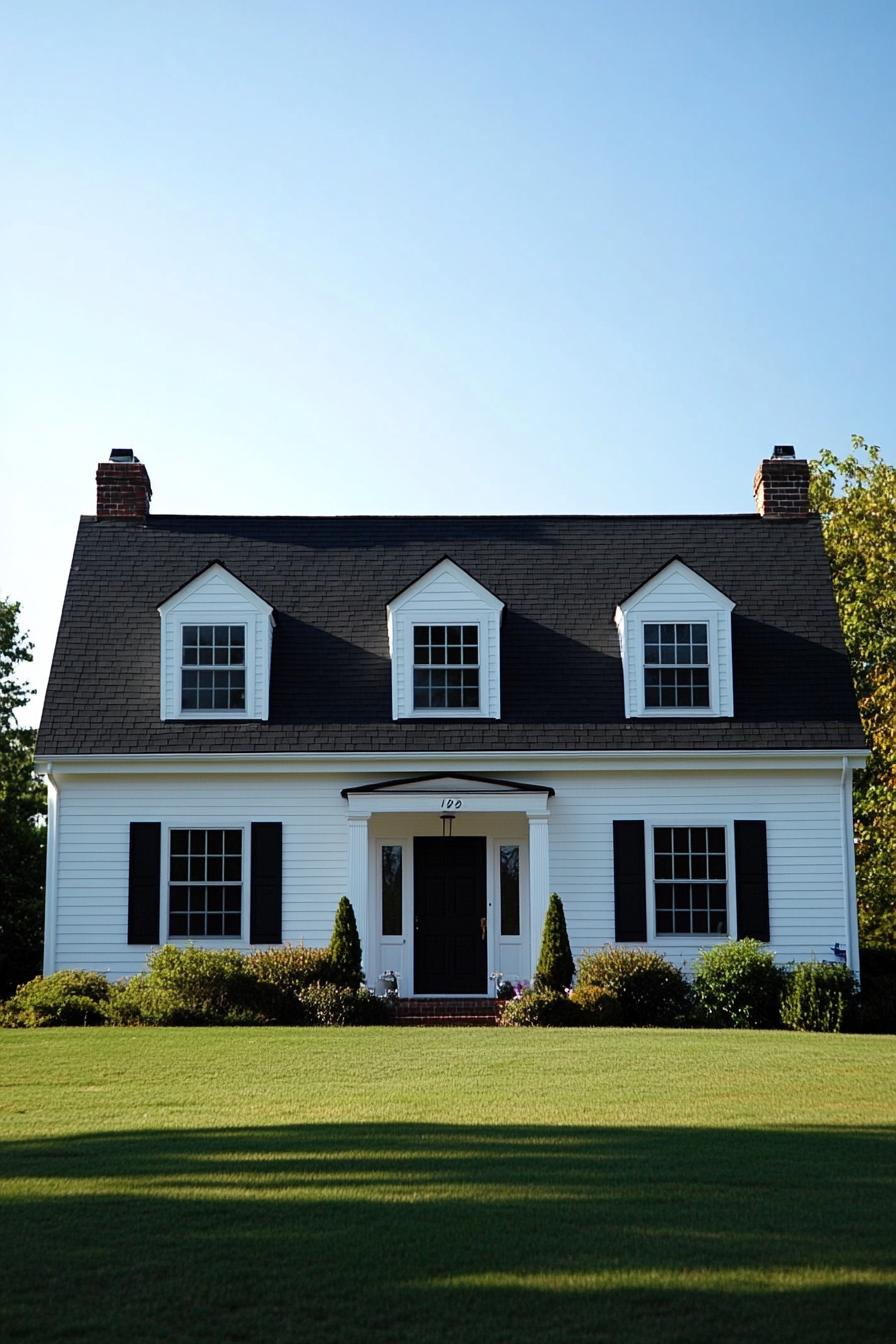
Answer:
1, 1027, 895, 1343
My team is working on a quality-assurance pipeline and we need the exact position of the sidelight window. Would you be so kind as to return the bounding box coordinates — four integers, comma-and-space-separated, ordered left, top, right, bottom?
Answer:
499, 845, 521, 936
381, 844, 403, 936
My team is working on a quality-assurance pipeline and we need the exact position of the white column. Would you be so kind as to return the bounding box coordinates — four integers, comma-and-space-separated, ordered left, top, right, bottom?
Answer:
528, 812, 551, 977
347, 813, 371, 978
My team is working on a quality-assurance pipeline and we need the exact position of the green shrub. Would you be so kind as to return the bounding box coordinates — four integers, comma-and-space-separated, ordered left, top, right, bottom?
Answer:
780, 960, 858, 1033
1, 970, 111, 1027
245, 944, 337, 1023
298, 983, 392, 1026
692, 939, 785, 1028
533, 893, 575, 993
328, 897, 363, 990
858, 943, 896, 1033
568, 983, 625, 1025
114, 945, 265, 1026
575, 946, 693, 1026
498, 989, 580, 1027
106, 976, 162, 1026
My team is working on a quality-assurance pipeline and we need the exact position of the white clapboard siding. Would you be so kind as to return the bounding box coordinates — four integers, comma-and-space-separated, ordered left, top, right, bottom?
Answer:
53, 773, 348, 979
50, 764, 850, 980
542, 769, 847, 968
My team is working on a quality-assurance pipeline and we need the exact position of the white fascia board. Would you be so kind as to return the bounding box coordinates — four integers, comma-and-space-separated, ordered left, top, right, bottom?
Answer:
386, 557, 504, 615
158, 562, 274, 618
35, 748, 869, 777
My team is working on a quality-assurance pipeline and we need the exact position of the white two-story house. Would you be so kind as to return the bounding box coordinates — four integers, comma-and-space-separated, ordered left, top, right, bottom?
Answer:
36, 447, 867, 995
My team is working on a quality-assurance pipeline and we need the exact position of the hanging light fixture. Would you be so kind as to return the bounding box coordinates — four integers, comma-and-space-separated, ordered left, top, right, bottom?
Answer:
440, 812, 454, 838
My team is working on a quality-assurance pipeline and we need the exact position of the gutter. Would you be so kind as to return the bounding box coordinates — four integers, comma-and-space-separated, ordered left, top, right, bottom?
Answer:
840, 755, 862, 981
42, 765, 60, 977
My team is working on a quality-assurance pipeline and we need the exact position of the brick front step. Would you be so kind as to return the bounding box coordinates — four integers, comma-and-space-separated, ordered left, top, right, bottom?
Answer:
391, 997, 500, 1024
392, 1015, 500, 1027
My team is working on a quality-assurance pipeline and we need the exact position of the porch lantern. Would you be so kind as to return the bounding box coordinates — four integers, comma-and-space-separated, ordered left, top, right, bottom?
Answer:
440, 812, 455, 838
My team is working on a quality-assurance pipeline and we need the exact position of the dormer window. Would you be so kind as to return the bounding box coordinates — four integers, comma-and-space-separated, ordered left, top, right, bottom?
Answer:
644, 623, 709, 709
386, 558, 504, 720
181, 625, 247, 712
615, 559, 734, 719
158, 563, 274, 722
413, 624, 480, 710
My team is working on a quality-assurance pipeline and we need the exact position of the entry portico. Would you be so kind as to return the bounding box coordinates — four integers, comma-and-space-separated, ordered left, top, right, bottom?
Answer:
342, 774, 553, 996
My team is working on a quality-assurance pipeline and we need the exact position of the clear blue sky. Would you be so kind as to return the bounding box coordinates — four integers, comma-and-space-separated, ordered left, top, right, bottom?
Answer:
2, 0, 894, 724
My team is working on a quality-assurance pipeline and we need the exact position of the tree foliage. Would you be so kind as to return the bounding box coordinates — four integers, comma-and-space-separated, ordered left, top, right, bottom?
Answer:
0, 598, 45, 996
533, 892, 574, 992
328, 896, 363, 990
810, 437, 896, 943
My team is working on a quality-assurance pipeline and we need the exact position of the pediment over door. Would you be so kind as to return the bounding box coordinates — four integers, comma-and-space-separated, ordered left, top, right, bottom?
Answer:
341, 772, 554, 816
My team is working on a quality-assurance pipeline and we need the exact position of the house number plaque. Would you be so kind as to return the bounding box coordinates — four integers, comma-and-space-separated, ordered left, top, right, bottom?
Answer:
440, 798, 464, 809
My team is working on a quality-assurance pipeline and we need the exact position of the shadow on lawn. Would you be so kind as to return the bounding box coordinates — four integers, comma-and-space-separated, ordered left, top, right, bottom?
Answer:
1, 1123, 895, 1343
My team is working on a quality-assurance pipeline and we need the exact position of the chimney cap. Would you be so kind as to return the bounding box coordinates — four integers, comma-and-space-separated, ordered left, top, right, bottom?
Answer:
109, 448, 139, 464
772, 444, 796, 459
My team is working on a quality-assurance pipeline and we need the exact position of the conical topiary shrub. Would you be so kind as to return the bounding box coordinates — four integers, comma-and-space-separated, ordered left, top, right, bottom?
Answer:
328, 896, 363, 990
534, 892, 574, 993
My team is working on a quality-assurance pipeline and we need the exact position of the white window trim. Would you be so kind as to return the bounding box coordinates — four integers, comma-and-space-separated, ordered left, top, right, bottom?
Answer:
405, 619, 486, 718
175, 617, 251, 718
646, 819, 736, 942
635, 616, 720, 717
615, 559, 734, 720
163, 822, 251, 946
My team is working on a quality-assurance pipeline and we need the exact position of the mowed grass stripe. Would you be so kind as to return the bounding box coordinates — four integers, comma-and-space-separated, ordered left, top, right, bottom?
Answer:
1, 1028, 894, 1343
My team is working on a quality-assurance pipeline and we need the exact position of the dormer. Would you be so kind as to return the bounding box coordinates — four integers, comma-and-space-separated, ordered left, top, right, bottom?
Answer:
614, 559, 734, 719
158, 563, 275, 721
386, 558, 504, 720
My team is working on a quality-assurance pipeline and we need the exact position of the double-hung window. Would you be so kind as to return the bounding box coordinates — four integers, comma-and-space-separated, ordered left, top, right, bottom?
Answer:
413, 624, 480, 710
654, 826, 727, 935
168, 828, 243, 937
644, 622, 709, 709
181, 624, 246, 711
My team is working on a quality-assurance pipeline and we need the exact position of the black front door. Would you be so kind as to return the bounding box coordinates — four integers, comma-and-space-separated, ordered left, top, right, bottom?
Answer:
414, 837, 487, 995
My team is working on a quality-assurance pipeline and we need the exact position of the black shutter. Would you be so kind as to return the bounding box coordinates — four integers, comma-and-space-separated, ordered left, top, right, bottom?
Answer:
613, 820, 647, 942
734, 820, 770, 942
250, 822, 282, 944
128, 822, 161, 944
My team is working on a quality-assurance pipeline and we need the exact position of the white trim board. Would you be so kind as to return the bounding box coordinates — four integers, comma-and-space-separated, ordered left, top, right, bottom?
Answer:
37, 749, 869, 778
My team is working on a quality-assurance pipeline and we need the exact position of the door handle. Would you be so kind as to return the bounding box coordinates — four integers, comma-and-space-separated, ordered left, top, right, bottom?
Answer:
480, 917, 487, 941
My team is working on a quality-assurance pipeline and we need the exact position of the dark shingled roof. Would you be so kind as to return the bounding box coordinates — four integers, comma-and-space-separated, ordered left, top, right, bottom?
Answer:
37, 512, 865, 756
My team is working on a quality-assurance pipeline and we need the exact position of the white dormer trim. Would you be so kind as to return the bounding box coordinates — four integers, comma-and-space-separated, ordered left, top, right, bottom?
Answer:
158, 562, 275, 722
386, 558, 504, 720
614, 559, 735, 719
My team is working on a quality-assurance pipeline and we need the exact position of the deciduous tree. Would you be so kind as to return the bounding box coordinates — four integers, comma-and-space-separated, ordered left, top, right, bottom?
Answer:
810, 438, 896, 943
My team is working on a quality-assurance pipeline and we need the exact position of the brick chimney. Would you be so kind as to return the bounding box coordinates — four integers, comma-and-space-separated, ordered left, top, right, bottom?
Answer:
96, 449, 152, 521
753, 445, 811, 518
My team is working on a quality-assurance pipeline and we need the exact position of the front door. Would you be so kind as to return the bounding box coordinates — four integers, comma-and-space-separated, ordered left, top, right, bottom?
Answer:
414, 837, 487, 994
